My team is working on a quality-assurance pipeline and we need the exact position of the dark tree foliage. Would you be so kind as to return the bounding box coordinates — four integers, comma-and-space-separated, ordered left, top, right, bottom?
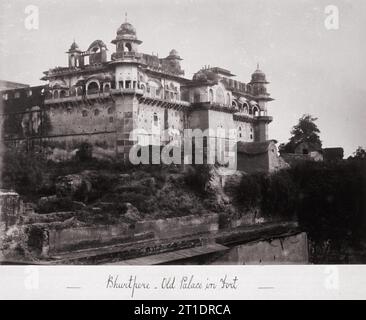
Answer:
291, 161, 366, 245
348, 146, 366, 160
260, 170, 297, 219
1, 149, 47, 199
237, 173, 263, 209
237, 160, 366, 246
237, 171, 297, 218
184, 164, 213, 195
76, 142, 93, 162
279, 114, 322, 154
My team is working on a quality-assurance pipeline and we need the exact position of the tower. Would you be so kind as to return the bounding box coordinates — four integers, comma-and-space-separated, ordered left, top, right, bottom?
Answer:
250, 65, 274, 142
110, 17, 144, 161
164, 49, 184, 76
111, 15, 142, 59
67, 40, 83, 68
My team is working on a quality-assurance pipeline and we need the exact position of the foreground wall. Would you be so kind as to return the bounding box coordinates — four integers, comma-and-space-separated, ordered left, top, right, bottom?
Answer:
210, 232, 309, 264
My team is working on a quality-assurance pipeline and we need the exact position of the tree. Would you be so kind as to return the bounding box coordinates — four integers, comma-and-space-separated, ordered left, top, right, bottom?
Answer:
349, 146, 366, 160
280, 114, 322, 154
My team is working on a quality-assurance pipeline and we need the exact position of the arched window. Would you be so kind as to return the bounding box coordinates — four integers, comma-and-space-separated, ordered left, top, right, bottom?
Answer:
153, 112, 159, 126
94, 109, 100, 116
107, 107, 115, 115
104, 83, 110, 93
216, 87, 225, 105
46, 91, 52, 100
253, 107, 259, 117
194, 91, 201, 103
125, 43, 132, 52
70, 55, 75, 67
92, 47, 100, 53
208, 88, 214, 103
242, 103, 249, 114
87, 81, 99, 94
226, 93, 231, 106
82, 110, 88, 117
60, 90, 67, 98
54, 91, 59, 99
140, 83, 146, 93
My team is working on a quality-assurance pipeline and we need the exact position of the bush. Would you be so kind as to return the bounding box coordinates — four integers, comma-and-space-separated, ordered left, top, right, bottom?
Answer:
292, 161, 366, 244
1, 149, 46, 200
236, 173, 264, 209
75, 142, 93, 162
235, 160, 366, 246
37, 197, 75, 214
184, 164, 213, 194
261, 170, 297, 219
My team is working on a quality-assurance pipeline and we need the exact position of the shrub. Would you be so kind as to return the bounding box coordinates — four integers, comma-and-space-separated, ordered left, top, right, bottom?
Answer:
184, 164, 213, 194
260, 170, 297, 219
236, 173, 264, 209
37, 197, 75, 214
75, 142, 93, 162
292, 161, 366, 245
1, 149, 46, 200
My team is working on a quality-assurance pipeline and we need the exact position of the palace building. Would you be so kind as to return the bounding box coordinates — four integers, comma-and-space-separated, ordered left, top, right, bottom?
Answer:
0, 18, 275, 165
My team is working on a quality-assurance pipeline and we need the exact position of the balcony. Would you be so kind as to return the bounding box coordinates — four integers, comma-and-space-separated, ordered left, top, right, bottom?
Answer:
110, 88, 144, 96
111, 52, 142, 62
44, 92, 113, 104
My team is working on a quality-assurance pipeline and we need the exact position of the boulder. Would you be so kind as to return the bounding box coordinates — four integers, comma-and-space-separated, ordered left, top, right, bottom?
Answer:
123, 203, 142, 222
118, 173, 131, 184
55, 174, 92, 198
38, 195, 58, 208
37, 196, 75, 214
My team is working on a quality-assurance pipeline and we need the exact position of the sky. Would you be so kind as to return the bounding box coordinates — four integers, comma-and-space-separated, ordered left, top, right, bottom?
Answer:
0, 0, 365, 156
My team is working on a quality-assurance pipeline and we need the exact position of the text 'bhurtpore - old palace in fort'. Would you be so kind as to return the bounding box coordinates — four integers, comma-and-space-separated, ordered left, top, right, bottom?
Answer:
0, 18, 282, 170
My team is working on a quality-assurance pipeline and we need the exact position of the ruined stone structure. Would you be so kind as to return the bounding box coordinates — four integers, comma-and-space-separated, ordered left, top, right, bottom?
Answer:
0, 19, 274, 163
237, 140, 289, 173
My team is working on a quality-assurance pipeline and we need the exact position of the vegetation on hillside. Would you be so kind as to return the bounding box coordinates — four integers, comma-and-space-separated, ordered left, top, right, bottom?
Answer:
1, 143, 365, 255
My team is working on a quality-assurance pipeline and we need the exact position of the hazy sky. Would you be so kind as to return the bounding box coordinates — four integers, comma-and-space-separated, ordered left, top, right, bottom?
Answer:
0, 0, 365, 156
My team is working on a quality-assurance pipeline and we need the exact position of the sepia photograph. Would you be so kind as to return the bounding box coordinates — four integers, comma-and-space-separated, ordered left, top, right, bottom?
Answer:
0, 0, 365, 277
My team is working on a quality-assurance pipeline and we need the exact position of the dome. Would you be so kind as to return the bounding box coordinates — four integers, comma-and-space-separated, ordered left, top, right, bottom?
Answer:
117, 22, 136, 36
169, 49, 178, 56
251, 67, 268, 83
167, 49, 182, 60
112, 21, 142, 44
69, 41, 80, 52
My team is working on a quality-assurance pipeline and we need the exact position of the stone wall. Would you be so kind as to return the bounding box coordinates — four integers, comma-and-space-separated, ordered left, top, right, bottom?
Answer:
47, 224, 136, 254
44, 213, 219, 255
0, 190, 24, 260
46, 100, 116, 136
135, 213, 219, 240
211, 232, 309, 264
0, 190, 23, 231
